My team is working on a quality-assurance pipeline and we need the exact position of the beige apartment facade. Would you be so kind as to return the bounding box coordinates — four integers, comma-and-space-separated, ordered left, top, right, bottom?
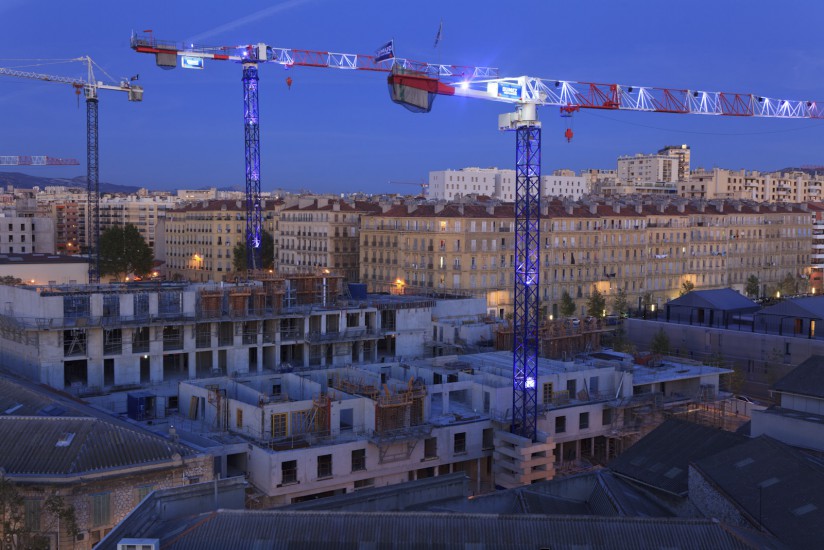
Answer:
278, 197, 381, 283
360, 198, 811, 318
685, 168, 824, 202
163, 199, 281, 282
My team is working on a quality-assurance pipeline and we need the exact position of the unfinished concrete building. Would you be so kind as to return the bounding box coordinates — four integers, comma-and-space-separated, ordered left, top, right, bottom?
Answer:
0, 276, 462, 395
165, 349, 730, 505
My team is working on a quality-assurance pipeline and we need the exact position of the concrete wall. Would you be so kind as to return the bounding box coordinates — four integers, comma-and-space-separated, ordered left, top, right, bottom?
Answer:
751, 409, 824, 452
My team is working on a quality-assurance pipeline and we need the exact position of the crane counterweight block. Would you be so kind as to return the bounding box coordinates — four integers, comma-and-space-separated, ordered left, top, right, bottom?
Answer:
387, 69, 454, 113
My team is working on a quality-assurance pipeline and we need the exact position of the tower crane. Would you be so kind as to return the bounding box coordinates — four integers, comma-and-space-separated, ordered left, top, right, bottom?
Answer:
130, 32, 495, 271
0, 57, 143, 282
388, 72, 823, 441
0, 156, 79, 166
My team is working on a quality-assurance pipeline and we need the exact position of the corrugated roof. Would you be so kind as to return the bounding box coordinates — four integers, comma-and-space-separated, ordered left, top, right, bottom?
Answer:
667, 288, 759, 312
0, 416, 192, 477
773, 355, 824, 399
608, 418, 748, 496
159, 510, 761, 550
758, 296, 824, 321
692, 435, 824, 549
0, 378, 86, 417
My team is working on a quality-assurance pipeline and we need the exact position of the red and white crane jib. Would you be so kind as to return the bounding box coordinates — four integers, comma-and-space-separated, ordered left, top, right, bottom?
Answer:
129, 32, 498, 81
439, 75, 823, 119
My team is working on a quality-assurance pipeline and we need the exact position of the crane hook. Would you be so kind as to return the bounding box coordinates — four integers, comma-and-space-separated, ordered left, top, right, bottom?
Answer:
564, 128, 574, 142
286, 77, 293, 90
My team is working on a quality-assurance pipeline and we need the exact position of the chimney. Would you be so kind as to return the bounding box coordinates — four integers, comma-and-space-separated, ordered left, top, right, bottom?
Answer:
565, 204, 573, 215
677, 203, 685, 213
435, 203, 445, 214
613, 203, 621, 214
407, 203, 416, 214
589, 203, 598, 215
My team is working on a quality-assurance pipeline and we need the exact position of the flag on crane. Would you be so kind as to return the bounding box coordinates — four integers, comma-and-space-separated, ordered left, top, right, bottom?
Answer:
375, 40, 394, 63
434, 21, 443, 48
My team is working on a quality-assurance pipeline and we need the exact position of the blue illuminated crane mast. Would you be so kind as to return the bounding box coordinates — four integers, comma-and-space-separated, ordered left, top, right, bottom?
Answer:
388, 72, 824, 441
0, 58, 143, 283
130, 32, 497, 272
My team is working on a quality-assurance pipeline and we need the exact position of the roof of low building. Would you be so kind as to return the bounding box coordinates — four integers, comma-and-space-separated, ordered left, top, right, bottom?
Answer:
772, 355, 824, 399
0, 253, 88, 265
0, 415, 194, 478
666, 288, 759, 312
692, 435, 824, 550
146, 509, 765, 550
757, 296, 824, 320
608, 418, 748, 496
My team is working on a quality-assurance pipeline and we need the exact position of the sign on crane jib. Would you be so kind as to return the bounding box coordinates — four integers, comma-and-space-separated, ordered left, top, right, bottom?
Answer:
181, 56, 204, 70
498, 83, 522, 100
374, 40, 394, 63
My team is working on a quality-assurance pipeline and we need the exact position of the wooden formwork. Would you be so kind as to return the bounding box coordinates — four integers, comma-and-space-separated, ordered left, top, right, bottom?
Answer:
229, 287, 251, 317
199, 290, 223, 317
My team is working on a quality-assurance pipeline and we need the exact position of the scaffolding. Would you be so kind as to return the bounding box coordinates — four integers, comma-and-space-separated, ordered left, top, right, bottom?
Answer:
495, 317, 613, 359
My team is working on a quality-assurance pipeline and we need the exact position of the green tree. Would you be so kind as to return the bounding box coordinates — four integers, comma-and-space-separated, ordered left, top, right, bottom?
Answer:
745, 275, 760, 298
680, 280, 695, 296
232, 230, 274, 272
98, 224, 153, 282
559, 290, 576, 318
587, 287, 606, 318
0, 476, 77, 550
650, 328, 670, 356
778, 273, 797, 297
612, 287, 629, 317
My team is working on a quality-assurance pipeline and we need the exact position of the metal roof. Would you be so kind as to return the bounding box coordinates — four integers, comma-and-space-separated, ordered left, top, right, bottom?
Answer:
608, 418, 748, 496
156, 509, 763, 550
0, 416, 194, 478
692, 436, 824, 550
666, 288, 759, 312
773, 355, 824, 399
757, 295, 824, 320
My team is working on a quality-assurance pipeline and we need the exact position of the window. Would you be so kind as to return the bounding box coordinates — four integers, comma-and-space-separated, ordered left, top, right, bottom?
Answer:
579, 412, 590, 430
92, 493, 111, 527
318, 454, 333, 478
424, 437, 438, 459
351, 449, 366, 472
555, 416, 566, 434
271, 413, 288, 438
602, 408, 613, 426
542, 382, 553, 405
236, 408, 243, 428
454, 432, 467, 454
23, 499, 40, 531
566, 379, 577, 398
281, 460, 297, 484
482, 428, 494, 450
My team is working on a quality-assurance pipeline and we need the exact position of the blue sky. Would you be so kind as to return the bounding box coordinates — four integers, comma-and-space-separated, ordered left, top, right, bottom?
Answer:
1, 0, 824, 194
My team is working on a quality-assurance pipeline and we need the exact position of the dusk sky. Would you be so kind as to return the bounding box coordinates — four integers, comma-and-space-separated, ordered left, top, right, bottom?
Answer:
2, 0, 824, 194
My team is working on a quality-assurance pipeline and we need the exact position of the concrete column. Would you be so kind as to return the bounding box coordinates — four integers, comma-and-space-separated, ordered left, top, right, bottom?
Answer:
188, 351, 197, 379
442, 391, 450, 414
212, 349, 218, 374
256, 346, 262, 373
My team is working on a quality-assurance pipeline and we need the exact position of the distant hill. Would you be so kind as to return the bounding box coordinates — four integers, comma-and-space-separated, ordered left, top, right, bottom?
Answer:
774, 166, 824, 176
0, 172, 142, 194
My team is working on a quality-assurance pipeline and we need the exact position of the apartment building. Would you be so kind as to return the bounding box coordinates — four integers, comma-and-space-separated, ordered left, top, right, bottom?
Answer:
428, 167, 588, 201
360, 198, 811, 318
98, 194, 179, 250
809, 202, 824, 292
278, 197, 381, 283
686, 168, 824, 201
163, 199, 281, 282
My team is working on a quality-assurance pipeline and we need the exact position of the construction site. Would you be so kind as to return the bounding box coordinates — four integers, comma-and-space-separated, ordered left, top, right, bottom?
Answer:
495, 316, 616, 360
0, 272, 448, 395
125, 348, 738, 506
